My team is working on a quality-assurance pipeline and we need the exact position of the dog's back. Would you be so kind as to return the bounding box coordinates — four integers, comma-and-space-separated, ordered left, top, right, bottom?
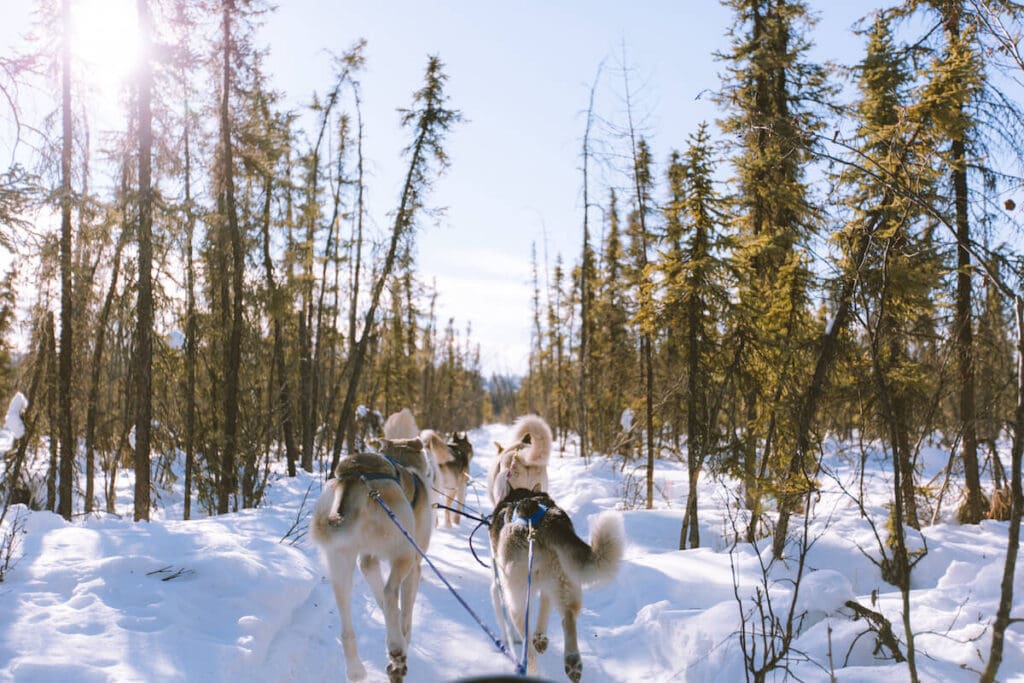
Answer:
490, 488, 623, 587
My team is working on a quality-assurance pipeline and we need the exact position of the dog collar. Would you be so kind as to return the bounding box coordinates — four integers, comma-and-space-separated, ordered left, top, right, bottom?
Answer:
511, 502, 547, 527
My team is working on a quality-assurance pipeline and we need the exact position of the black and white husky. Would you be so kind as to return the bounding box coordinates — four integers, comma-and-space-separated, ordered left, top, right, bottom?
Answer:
489, 486, 624, 682
311, 437, 437, 682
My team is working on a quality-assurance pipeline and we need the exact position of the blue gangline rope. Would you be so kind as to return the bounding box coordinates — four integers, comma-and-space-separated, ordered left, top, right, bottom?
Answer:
359, 476, 525, 675
520, 522, 537, 675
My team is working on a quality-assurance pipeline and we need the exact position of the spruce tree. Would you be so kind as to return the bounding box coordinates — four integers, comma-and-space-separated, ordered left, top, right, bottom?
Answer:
663, 124, 728, 549
716, 0, 830, 543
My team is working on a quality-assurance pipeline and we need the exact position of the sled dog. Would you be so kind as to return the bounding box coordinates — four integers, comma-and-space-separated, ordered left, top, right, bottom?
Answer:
383, 408, 419, 439
354, 405, 384, 452
421, 430, 474, 527
311, 437, 435, 682
489, 485, 624, 682
487, 414, 553, 505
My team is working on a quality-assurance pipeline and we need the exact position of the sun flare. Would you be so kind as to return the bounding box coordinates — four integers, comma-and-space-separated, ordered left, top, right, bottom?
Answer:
70, 0, 141, 90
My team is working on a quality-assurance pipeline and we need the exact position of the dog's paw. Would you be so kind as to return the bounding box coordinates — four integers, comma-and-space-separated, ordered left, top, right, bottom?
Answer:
386, 651, 408, 682
345, 660, 367, 681
564, 653, 582, 683
532, 632, 549, 654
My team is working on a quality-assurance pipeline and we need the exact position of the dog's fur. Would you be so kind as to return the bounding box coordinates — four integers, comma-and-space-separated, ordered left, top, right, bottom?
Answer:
487, 414, 553, 505
311, 437, 436, 682
489, 486, 624, 682
383, 408, 419, 439
421, 430, 474, 527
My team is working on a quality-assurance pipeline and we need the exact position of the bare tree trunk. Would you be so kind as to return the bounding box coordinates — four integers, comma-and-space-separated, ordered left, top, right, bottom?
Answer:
57, 0, 75, 521
773, 222, 875, 557
328, 57, 458, 474
84, 220, 126, 515
183, 99, 197, 520
682, 273, 703, 549
218, 0, 243, 514
866, 257, 920, 683
4, 326, 48, 517
259, 152, 298, 477
980, 295, 1024, 682
945, 6, 985, 525
577, 65, 601, 462
46, 314, 58, 513
133, 0, 154, 522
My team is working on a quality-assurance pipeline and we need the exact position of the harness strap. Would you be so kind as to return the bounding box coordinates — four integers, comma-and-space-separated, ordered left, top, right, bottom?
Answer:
338, 454, 423, 514
521, 521, 537, 674
511, 502, 547, 528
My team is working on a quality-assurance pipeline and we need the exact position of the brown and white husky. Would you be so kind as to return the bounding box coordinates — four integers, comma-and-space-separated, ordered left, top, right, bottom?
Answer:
311, 437, 436, 682
421, 430, 474, 527
489, 485, 625, 682
487, 414, 553, 505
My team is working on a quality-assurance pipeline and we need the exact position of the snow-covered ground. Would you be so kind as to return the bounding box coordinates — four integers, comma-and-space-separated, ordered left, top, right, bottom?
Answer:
1, 423, 1022, 682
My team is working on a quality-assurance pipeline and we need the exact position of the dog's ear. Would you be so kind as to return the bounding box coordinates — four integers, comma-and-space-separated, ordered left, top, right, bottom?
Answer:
521, 433, 532, 445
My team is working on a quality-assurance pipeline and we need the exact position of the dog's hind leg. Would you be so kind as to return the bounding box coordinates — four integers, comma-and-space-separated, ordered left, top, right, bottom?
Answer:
358, 555, 386, 610
383, 555, 414, 683
490, 574, 519, 656
326, 551, 366, 681
532, 594, 551, 654
505, 586, 539, 675
398, 561, 422, 643
454, 476, 467, 526
559, 590, 584, 683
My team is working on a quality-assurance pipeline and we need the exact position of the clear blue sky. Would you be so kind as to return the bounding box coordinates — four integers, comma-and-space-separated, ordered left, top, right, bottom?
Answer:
259, 0, 866, 375
2, 0, 868, 375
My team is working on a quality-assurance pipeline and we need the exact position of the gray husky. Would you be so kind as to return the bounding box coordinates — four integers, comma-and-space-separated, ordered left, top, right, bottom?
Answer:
311, 437, 436, 682
489, 486, 624, 682
421, 430, 474, 526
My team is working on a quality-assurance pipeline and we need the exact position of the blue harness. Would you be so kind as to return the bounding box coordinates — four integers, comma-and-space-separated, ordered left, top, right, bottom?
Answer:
360, 454, 423, 508
511, 501, 547, 527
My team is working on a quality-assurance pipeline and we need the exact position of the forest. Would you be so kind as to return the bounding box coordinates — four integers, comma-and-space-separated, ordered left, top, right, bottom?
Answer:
0, 0, 1023, 680
0, 0, 1022, 652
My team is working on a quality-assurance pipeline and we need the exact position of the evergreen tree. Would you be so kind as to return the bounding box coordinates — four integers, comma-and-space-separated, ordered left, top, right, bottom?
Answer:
662, 125, 729, 549
328, 56, 461, 475
716, 0, 830, 542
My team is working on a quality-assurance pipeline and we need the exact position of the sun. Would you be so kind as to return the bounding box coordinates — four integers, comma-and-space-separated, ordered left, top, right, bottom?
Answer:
69, 0, 142, 91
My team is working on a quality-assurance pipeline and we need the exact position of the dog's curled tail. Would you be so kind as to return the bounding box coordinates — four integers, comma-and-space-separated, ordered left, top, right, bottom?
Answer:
511, 414, 553, 466
311, 478, 348, 546
557, 511, 625, 586
420, 429, 453, 465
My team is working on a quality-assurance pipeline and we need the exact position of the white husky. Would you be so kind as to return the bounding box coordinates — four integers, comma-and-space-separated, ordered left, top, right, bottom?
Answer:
311, 437, 435, 682
487, 414, 553, 505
